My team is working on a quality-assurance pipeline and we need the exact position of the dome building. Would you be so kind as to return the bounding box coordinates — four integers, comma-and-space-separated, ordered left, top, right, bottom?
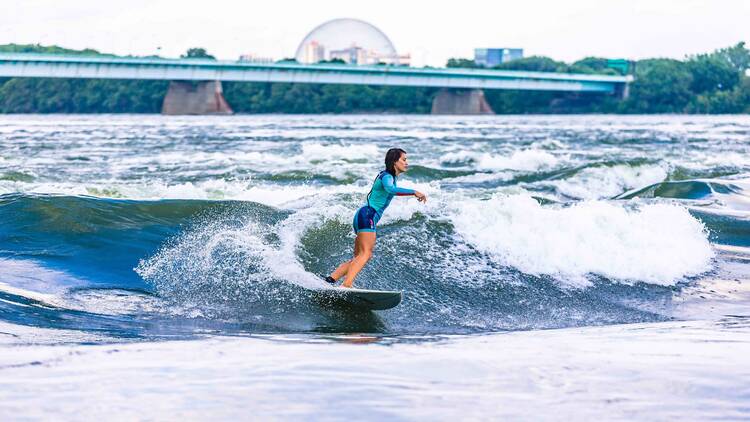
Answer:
295, 18, 410, 66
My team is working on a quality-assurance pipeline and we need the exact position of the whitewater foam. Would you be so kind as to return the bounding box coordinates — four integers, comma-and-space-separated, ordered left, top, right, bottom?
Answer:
0, 179, 366, 207
440, 172, 513, 185
301, 142, 380, 161
552, 163, 668, 199
135, 200, 344, 307
450, 194, 714, 287
440, 150, 559, 172
135, 216, 282, 306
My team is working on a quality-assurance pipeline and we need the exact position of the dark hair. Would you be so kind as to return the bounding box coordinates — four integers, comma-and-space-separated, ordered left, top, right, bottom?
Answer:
384, 148, 406, 176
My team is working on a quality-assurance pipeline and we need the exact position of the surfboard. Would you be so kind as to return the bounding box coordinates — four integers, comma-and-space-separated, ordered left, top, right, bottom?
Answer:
311, 287, 402, 311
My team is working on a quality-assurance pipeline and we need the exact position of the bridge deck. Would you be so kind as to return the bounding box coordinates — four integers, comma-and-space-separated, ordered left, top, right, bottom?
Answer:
0, 53, 632, 93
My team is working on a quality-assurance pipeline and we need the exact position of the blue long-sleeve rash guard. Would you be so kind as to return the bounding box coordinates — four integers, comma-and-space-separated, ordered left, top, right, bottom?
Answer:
366, 171, 415, 215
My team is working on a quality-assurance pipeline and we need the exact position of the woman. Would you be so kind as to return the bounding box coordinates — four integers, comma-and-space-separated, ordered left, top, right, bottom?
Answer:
325, 148, 427, 288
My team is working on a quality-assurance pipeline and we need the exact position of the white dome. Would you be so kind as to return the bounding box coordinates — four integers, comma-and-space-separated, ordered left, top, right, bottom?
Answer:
295, 18, 398, 64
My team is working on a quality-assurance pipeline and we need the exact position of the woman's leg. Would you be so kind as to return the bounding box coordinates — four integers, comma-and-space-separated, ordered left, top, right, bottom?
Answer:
330, 260, 350, 281
342, 231, 376, 288
330, 238, 362, 281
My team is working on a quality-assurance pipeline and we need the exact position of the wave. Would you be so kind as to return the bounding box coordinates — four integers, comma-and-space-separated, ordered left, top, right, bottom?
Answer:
0, 192, 708, 337
617, 179, 750, 247
260, 171, 356, 185
440, 149, 559, 172
401, 165, 475, 182
133, 198, 678, 333
0, 153, 693, 206
618, 179, 749, 201
0, 180, 363, 207
437, 160, 669, 200
0, 171, 36, 182
551, 163, 668, 200
450, 194, 714, 287
0, 193, 279, 289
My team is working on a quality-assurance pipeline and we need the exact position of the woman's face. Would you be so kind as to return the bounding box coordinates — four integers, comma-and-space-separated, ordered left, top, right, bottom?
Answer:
394, 153, 408, 174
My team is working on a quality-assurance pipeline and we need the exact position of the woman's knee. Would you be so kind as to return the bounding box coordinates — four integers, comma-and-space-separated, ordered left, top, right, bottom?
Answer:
355, 250, 372, 261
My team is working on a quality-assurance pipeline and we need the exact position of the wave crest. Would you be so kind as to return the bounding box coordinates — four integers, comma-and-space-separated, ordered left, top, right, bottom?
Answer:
451, 194, 714, 287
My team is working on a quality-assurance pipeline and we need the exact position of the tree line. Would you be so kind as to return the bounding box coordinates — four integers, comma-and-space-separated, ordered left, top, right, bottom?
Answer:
0, 42, 748, 114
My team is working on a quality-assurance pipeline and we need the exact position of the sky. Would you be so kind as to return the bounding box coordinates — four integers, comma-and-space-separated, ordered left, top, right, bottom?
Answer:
3, 0, 749, 67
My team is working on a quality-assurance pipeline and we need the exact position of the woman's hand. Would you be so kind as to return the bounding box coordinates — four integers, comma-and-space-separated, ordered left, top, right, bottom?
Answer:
415, 191, 427, 203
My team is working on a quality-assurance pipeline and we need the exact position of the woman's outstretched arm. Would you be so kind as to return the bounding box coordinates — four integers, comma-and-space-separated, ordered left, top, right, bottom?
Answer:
382, 173, 427, 202
381, 173, 415, 196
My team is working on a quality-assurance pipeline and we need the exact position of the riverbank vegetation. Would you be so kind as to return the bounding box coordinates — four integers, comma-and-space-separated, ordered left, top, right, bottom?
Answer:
0, 43, 748, 114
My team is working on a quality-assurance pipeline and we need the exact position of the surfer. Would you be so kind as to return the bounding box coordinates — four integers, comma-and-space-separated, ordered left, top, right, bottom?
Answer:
324, 148, 427, 288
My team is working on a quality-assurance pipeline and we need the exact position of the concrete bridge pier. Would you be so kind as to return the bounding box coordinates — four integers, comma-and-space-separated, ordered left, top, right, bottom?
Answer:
161, 80, 233, 115
431, 89, 495, 115
615, 83, 630, 99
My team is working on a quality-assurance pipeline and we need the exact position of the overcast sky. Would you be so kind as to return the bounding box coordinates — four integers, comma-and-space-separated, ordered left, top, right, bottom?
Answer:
4, 0, 749, 66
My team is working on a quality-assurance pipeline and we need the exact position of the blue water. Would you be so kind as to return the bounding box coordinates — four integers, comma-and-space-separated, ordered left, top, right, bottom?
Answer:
1, 114, 749, 419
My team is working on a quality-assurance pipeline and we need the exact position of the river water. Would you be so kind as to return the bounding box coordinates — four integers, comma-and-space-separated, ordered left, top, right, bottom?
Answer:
1, 114, 749, 419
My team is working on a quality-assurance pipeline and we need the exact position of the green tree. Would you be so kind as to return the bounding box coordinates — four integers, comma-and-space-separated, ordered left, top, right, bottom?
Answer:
686, 54, 740, 94
181, 48, 215, 60
495, 56, 568, 73
446, 58, 479, 68
714, 42, 750, 72
625, 59, 694, 113
0, 78, 166, 113
569, 57, 619, 75
687, 75, 750, 113
738, 77, 750, 113
0, 43, 105, 56
318, 58, 346, 64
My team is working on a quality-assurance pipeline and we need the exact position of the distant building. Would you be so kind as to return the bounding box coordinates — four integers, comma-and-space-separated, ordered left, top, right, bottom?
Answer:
329, 44, 410, 66
379, 52, 411, 66
329, 45, 367, 64
474, 48, 524, 67
303, 41, 326, 64
238, 53, 274, 64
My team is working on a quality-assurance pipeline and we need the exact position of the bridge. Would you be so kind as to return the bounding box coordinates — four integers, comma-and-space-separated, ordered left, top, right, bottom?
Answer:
0, 53, 633, 115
